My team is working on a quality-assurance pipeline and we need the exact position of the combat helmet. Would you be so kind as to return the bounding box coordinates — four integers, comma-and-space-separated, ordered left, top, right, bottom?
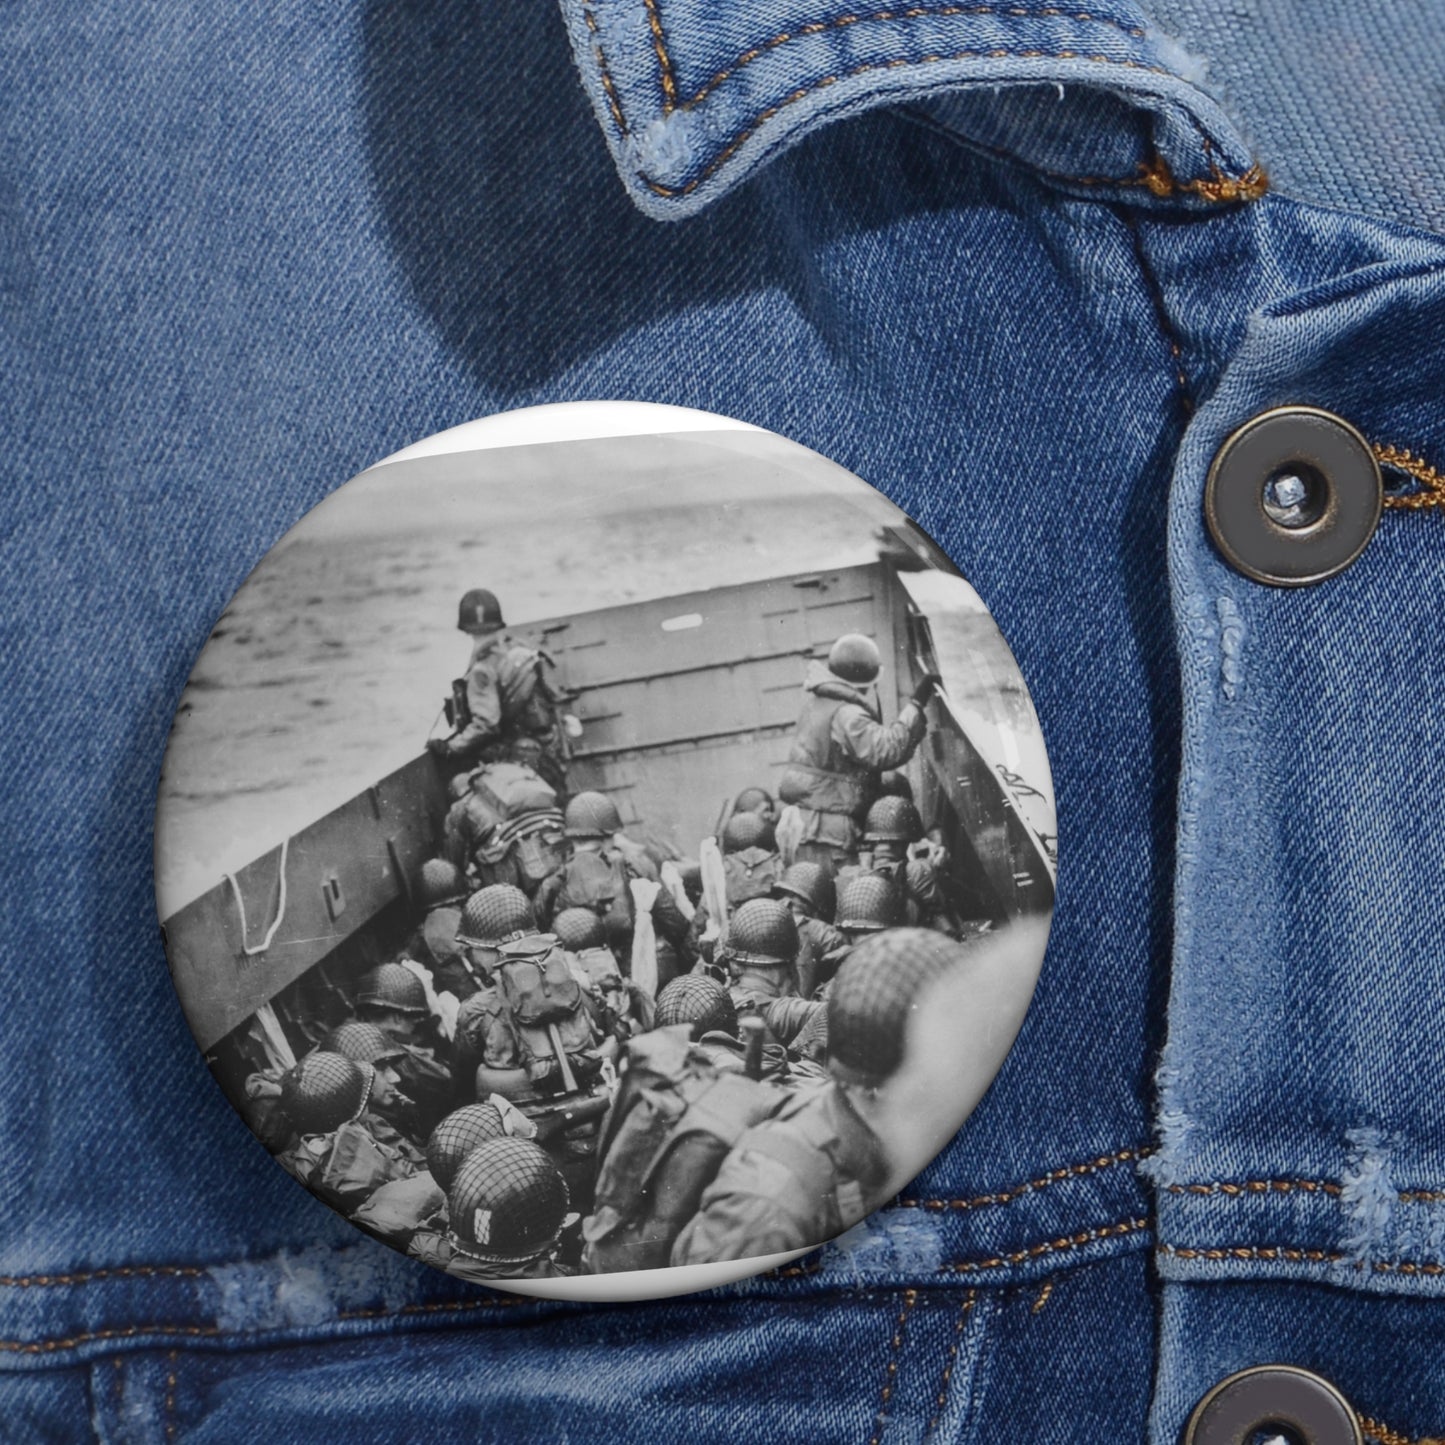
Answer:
724, 898, 799, 967
863, 796, 925, 845
827, 929, 965, 1088
836, 874, 901, 934
458, 885, 536, 947
318, 1020, 404, 1066
426, 1103, 507, 1193
356, 962, 428, 1017
447, 1138, 570, 1266
655, 974, 739, 1039
772, 861, 837, 922
733, 786, 775, 818
280, 1052, 374, 1135
551, 907, 607, 953
418, 858, 468, 909
827, 633, 881, 685
722, 810, 775, 854
457, 588, 505, 635
563, 791, 623, 840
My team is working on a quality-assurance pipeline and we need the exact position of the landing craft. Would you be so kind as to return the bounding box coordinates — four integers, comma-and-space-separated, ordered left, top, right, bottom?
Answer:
161, 530, 1056, 1105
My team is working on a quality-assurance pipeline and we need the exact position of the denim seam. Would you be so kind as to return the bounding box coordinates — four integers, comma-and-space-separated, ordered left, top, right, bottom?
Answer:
868, 1287, 919, 1445
943, 1216, 1150, 1272
1029, 1278, 1055, 1313
1374, 442, 1445, 510
633, 50, 1223, 200
1158, 1242, 1445, 1277
1164, 1178, 1445, 1202
923, 1289, 977, 1439
1359, 1414, 1441, 1445
897, 1144, 1151, 1211
648, 6, 1150, 117
164, 1349, 178, 1442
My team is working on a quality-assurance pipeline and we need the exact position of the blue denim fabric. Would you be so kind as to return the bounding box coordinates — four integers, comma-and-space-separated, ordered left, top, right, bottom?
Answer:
4, 0, 1445, 1440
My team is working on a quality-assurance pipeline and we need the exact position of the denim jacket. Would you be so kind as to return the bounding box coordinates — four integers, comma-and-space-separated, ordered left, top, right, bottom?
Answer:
4, 0, 1445, 1440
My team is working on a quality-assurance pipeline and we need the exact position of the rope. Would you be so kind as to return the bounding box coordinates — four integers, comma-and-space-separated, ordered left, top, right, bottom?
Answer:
224, 837, 290, 957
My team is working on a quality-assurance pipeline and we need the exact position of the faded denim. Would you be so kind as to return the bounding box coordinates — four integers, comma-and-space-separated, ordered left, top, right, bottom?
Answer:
4, 0, 1445, 1440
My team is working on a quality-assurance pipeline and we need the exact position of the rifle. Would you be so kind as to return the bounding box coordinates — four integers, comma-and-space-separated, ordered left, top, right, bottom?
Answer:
531, 1092, 612, 1144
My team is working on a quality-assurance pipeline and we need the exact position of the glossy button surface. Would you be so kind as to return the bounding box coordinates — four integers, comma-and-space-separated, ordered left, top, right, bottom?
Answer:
1183, 1365, 1363, 1445
1204, 406, 1382, 586
153, 401, 1055, 1302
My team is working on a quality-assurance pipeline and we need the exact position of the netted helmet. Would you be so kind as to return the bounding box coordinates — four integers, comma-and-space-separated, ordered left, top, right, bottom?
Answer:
356, 962, 428, 1016
733, 786, 775, 817
563, 791, 623, 839
318, 1020, 404, 1066
827, 633, 881, 685
280, 1052, 373, 1135
458, 885, 536, 947
426, 1104, 508, 1192
725, 898, 799, 966
863, 796, 925, 844
722, 810, 775, 854
772, 861, 837, 922
827, 929, 965, 1087
418, 858, 467, 908
457, 588, 505, 634
655, 974, 739, 1039
836, 874, 901, 933
551, 907, 607, 952
447, 1138, 570, 1266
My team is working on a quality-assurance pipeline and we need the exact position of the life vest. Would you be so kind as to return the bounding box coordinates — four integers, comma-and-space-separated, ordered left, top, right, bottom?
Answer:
778, 681, 879, 819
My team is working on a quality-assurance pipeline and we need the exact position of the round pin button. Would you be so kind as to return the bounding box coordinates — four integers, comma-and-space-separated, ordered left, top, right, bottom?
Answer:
1204, 406, 1382, 586
1183, 1365, 1363, 1445
154, 402, 1055, 1301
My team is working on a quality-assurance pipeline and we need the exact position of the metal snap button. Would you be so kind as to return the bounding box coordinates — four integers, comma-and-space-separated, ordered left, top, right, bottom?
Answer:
1204, 406, 1382, 586
1183, 1364, 1363, 1445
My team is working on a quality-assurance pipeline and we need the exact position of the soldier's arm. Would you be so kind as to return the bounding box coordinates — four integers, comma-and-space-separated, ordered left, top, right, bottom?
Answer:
832, 700, 926, 771
670, 1152, 824, 1265
448, 660, 504, 756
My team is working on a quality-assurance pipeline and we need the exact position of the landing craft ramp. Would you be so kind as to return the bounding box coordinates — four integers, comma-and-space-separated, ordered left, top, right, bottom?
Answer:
164, 554, 1054, 1058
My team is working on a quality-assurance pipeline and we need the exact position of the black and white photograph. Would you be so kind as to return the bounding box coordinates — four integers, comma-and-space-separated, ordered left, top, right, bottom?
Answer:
155, 411, 1056, 1296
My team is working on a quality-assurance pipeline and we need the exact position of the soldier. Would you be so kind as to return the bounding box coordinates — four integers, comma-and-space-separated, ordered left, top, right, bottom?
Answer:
858, 796, 953, 933
835, 872, 902, 947
426, 588, 569, 795
317, 1019, 422, 1144
719, 897, 800, 1007
553, 907, 654, 1042
535, 792, 690, 987
444, 763, 567, 899
410, 1137, 573, 1281
671, 929, 966, 1265
686, 810, 786, 958
450, 885, 613, 1108
777, 632, 939, 871
403, 859, 478, 1001
354, 963, 457, 1137
731, 786, 777, 827
771, 861, 849, 999
425, 1102, 509, 1195
655, 973, 790, 1080
274, 1051, 422, 1212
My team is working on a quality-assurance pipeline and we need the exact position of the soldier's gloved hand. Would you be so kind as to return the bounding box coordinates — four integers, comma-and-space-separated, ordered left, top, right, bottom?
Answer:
426, 737, 452, 759
911, 673, 944, 707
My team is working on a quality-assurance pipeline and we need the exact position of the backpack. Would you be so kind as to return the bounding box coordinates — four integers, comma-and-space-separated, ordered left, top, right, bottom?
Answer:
493, 935, 584, 1028
470, 761, 557, 824
581, 1026, 785, 1273
723, 848, 784, 906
